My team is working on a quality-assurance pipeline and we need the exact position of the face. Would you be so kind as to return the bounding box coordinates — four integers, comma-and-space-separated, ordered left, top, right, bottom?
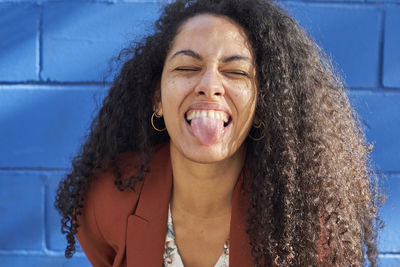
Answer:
158, 14, 257, 164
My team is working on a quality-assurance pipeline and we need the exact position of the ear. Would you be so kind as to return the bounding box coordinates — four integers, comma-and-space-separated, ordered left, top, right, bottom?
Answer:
152, 84, 163, 116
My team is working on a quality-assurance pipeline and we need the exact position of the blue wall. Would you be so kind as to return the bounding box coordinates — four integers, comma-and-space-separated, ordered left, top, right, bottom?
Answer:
0, 0, 399, 266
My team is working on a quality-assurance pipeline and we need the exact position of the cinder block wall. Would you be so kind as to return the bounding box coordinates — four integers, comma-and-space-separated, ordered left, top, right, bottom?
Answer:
0, 0, 398, 266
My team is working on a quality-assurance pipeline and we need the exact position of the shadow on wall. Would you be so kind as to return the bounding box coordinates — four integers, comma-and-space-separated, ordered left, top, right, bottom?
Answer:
0, 87, 105, 168
282, 3, 381, 88
0, 2, 160, 83
0, 4, 40, 81
41, 2, 159, 82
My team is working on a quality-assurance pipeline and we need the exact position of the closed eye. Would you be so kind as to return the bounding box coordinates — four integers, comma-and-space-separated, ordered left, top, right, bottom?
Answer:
174, 67, 201, 72
224, 71, 249, 77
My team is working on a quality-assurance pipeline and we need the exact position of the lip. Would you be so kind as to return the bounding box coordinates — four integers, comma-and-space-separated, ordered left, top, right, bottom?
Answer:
185, 102, 231, 117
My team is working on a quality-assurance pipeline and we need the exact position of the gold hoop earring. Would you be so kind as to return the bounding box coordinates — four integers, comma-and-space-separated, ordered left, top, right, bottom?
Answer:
151, 112, 166, 132
249, 121, 265, 141
253, 120, 263, 129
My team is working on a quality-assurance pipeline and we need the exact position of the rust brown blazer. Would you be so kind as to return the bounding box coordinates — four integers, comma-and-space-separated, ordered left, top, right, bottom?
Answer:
77, 144, 255, 267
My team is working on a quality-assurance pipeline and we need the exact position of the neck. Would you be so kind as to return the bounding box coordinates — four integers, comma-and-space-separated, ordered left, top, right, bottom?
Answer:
169, 143, 246, 219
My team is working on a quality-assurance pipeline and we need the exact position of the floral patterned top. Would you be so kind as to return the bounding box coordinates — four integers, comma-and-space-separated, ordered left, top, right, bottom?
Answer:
163, 204, 230, 267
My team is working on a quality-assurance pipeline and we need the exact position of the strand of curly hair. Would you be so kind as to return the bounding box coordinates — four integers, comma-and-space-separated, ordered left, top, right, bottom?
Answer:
55, 0, 383, 265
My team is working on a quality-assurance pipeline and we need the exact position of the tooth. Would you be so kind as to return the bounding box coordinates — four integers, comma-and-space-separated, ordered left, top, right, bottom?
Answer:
215, 112, 221, 120
187, 112, 193, 121
201, 110, 207, 118
208, 110, 215, 119
195, 111, 201, 118
223, 114, 229, 123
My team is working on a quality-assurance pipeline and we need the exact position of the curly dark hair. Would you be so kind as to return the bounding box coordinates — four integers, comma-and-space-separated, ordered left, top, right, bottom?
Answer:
55, 0, 383, 265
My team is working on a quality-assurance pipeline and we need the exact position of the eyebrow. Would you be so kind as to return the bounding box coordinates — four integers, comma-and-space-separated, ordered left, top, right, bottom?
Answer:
169, 49, 251, 64
169, 49, 202, 61
221, 55, 251, 63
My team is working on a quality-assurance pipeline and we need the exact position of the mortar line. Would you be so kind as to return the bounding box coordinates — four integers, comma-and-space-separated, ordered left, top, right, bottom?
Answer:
0, 249, 86, 257
283, 0, 400, 7
34, 4, 40, 80
42, 176, 48, 253
379, 252, 400, 256
0, 167, 68, 171
378, 7, 386, 89
0, 81, 111, 86
39, 4, 44, 81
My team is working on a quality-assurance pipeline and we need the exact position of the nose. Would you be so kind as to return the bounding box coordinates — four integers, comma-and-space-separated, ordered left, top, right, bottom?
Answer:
194, 68, 225, 97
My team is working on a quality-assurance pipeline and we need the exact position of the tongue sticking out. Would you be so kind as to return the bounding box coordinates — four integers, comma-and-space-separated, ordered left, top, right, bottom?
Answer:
191, 117, 225, 146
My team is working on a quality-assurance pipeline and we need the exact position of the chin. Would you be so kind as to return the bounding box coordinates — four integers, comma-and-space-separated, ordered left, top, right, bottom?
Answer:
179, 141, 246, 165
186, 153, 227, 164
186, 146, 228, 163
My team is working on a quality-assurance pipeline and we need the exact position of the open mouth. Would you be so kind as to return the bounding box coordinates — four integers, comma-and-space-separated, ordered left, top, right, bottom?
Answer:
185, 109, 232, 127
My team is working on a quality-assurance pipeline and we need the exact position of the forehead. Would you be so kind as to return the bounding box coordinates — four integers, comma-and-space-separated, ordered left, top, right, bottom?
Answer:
169, 14, 254, 59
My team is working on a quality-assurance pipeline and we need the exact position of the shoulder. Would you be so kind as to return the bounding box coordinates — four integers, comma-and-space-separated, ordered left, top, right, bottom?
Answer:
75, 151, 146, 265
80, 143, 170, 247
80, 151, 144, 249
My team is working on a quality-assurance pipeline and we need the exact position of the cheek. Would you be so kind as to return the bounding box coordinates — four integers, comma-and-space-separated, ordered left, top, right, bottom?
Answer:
231, 87, 257, 113
163, 76, 194, 95
161, 85, 186, 116
161, 80, 196, 112
172, 77, 197, 93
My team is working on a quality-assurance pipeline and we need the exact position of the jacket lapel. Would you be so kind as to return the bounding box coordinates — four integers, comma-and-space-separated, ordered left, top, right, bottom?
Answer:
126, 144, 172, 267
125, 144, 254, 266
230, 172, 254, 267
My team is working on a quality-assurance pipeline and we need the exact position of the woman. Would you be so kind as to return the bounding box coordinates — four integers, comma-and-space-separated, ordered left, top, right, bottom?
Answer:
55, 0, 382, 266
